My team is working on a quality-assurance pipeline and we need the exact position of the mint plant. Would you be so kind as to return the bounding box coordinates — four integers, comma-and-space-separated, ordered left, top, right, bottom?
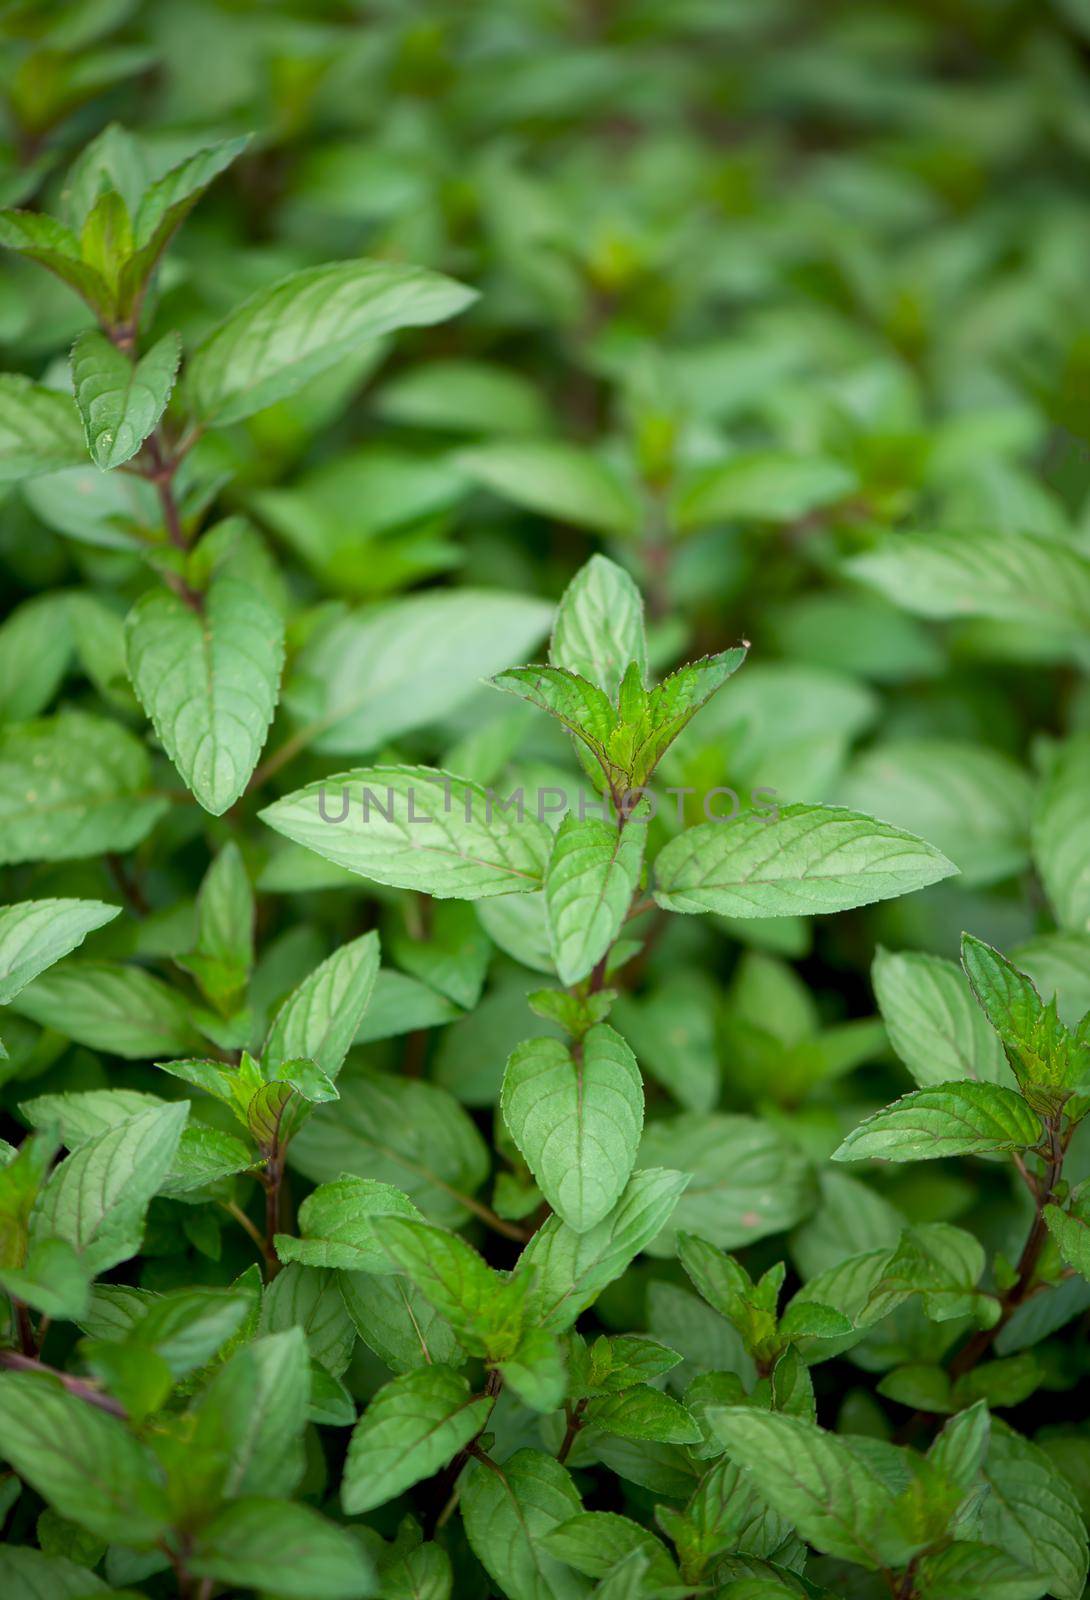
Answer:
2, 7, 1090, 1599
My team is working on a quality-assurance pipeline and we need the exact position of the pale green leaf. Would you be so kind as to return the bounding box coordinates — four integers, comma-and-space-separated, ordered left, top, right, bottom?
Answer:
458, 439, 640, 536
872, 948, 1013, 1088
654, 803, 956, 917
10, 960, 201, 1057
675, 451, 855, 530
0, 898, 119, 1004
549, 554, 647, 700
1033, 734, 1090, 932
29, 1102, 187, 1275
501, 1024, 644, 1232
289, 589, 551, 755
0, 375, 87, 483
638, 1114, 813, 1257
840, 740, 1033, 887
545, 813, 646, 986
263, 930, 380, 1079
849, 529, 1090, 643
517, 1168, 690, 1332
70, 329, 180, 469
125, 571, 285, 814
261, 766, 552, 900
288, 1069, 489, 1228
0, 710, 167, 864
833, 1081, 1041, 1163
187, 259, 476, 424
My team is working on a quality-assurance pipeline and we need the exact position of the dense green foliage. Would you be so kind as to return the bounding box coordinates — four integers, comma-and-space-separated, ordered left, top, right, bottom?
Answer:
3, 2, 1090, 1597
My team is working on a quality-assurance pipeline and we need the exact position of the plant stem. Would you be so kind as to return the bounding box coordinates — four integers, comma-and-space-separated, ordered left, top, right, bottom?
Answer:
222, 1198, 275, 1270
11, 1297, 36, 1357
261, 1156, 284, 1280
0, 1349, 126, 1416
948, 1111, 1066, 1380
557, 1396, 588, 1464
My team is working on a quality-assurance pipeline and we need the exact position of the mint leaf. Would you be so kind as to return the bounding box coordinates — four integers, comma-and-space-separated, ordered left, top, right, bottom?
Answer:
550, 554, 647, 699
654, 804, 956, 917
502, 1025, 644, 1231
0, 898, 119, 1004
460, 1447, 588, 1600
126, 570, 284, 814
70, 328, 180, 469
342, 1365, 493, 1513
458, 439, 640, 536
834, 1081, 1041, 1163
0, 376, 87, 482
261, 766, 552, 899
545, 813, 646, 986
187, 260, 475, 424
188, 1497, 375, 1599
872, 947, 1013, 1088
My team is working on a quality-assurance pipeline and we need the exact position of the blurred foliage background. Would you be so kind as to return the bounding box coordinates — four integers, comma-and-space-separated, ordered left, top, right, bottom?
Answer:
5, 0, 1090, 1549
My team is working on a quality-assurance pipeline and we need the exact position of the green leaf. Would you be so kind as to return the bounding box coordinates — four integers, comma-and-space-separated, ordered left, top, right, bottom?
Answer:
624, 650, 748, 786
0, 1545, 112, 1598
0, 375, 87, 483
961, 935, 1084, 1101
914, 1542, 1047, 1600
193, 1327, 310, 1499
1033, 734, 1090, 933
342, 1364, 494, 1513
288, 1069, 489, 1228
709, 1408, 895, 1569
288, 588, 552, 755
187, 259, 476, 424
1044, 1204, 1090, 1281
550, 554, 647, 699
872, 947, 1013, 1088
517, 1168, 690, 1332
0, 208, 112, 311
261, 766, 553, 900
542, 1512, 678, 1586
653, 803, 956, 917
0, 1371, 169, 1545
834, 1081, 1041, 1163
491, 666, 620, 778
263, 931, 380, 1080
339, 1271, 463, 1375
70, 329, 180, 469
848, 528, 1090, 643
839, 740, 1033, 887
501, 1024, 644, 1231
178, 840, 255, 1013
387, 900, 490, 1011
498, 1325, 567, 1413
586, 1385, 702, 1445
188, 1497, 375, 1600
29, 1102, 187, 1275
276, 1175, 421, 1272
973, 1422, 1089, 1600
11, 960, 202, 1057
545, 813, 646, 986
371, 1214, 523, 1359
675, 451, 855, 530
125, 570, 285, 815
119, 133, 252, 306
458, 439, 640, 536
638, 1113, 813, 1256
0, 898, 119, 1004
0, 710, 167, 865
375, 356, 548, 434
460, 1447, 590, 1600
261, 1264, 356, 1376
